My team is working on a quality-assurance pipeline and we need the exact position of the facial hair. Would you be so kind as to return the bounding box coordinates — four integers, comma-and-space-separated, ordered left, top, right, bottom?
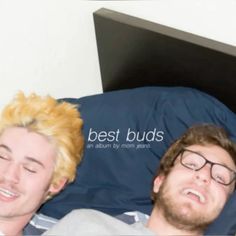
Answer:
154, 177, 222, 233
0, 177, 51, 218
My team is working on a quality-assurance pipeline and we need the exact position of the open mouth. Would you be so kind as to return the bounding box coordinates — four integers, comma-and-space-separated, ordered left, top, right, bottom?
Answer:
182, 188, 206, 204
0, 187, 19, 199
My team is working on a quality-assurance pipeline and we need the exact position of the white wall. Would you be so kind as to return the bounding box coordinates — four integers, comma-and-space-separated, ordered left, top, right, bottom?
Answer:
0, 0, 235, 110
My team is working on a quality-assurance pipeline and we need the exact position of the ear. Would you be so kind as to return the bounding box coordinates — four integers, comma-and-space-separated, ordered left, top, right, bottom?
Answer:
153, 175, 165, 193
48, 177, 68, 194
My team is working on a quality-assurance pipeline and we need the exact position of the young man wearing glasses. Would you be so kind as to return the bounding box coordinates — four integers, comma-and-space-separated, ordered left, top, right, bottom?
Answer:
45, 124, 236, 235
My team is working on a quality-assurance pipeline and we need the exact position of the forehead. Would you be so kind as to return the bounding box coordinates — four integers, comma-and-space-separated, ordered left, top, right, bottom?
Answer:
186, 144, 236, 169
0, 127, 56, 165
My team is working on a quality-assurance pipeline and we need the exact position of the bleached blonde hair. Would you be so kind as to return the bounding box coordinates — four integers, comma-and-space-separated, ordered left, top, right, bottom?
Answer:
0, 92, 84, 199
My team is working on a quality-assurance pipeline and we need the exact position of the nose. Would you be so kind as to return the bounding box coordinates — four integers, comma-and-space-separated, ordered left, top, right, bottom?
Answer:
3, 163, 20, 184
194, 164, 211, 185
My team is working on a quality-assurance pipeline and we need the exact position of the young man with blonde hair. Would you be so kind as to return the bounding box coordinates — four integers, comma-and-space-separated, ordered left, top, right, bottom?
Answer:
0, 92, 84, 235
45, 124, 236, 235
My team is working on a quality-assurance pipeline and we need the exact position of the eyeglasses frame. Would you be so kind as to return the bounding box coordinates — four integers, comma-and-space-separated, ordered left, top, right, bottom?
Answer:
173, 148, 236, 186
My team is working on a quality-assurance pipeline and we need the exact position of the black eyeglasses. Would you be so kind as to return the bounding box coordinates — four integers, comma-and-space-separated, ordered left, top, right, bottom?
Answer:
176, 148, 236, 186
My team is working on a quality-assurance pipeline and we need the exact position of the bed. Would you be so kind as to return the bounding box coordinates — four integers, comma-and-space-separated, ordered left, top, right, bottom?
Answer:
39, 8, 236, 235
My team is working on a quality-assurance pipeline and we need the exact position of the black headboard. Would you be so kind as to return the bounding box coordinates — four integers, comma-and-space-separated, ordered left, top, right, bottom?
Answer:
93, 8, 236, 113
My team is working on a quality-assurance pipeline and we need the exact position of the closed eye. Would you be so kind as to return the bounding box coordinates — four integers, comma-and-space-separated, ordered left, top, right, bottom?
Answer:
214, 174, 226, 183
184, 162, 198, 170
23, 166, 38, 174
0, 154, 10, 161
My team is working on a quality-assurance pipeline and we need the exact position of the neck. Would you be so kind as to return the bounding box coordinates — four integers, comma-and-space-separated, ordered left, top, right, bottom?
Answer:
0, 214, 33, 236
146, 207, 203, 236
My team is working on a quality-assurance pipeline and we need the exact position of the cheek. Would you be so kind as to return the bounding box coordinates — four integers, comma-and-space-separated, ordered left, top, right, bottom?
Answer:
0, 161, 9, 174
211, 185, 229, 208
166, 169, 189, 187
22, 172, 52, 192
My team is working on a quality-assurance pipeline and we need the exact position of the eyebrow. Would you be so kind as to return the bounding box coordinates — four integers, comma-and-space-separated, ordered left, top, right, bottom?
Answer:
0, 143, 45, 168
0, 144, 11, 152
